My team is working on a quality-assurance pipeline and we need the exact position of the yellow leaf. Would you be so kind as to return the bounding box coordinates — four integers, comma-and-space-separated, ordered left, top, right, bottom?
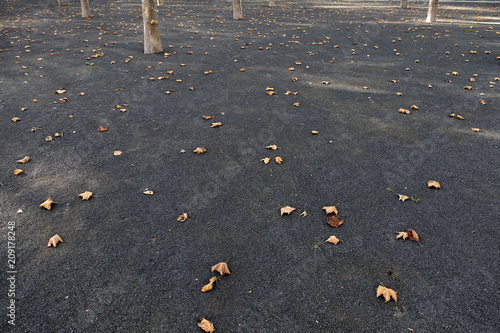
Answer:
427, 180, 441, 189
376, 285, 397, 302
13, 169, 23, 175
47, 234, 63, 247
201, 277, 217, 293
16, 156, 30, 163
280, 206, 296, 216
78, 191, 93, 200
300, 211, 307, 217
325, 235, 340, 245
211, 262, 231, 276
39, 196, 56, 210
198, 318, 215, 332
322, 206, 338, 215
261, 158, 271, 164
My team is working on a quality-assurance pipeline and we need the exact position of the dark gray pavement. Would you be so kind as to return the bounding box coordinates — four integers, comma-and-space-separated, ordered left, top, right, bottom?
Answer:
1, 0, 499, 331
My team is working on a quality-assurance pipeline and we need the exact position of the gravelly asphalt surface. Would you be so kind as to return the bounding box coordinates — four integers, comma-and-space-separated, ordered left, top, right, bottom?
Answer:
1, 0, 499, 332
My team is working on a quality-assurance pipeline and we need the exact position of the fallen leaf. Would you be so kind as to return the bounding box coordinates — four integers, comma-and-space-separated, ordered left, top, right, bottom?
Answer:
267, 90, 276, 95
322, 206, 338, 215
98, 126, 108, 132
398, 108, 410, 114
293, 102, 300, 107
45, 136, 53, 142
55, 89, 66, 94
398, 194, 409, 201
396, 231, 408, 240
311, 130, 319, 135
193, 147, 207, 154
266, 145, 278, 150
39, 197, 56, 210
54, 133, 63, 137
325, 235, 340, 245
428, 181, 441, 189
463, 86, 473, 90
327, 215, 344, 228
407, 228, 419, 242
143, 190, 154, 195
17, 156, 30, 163
261, 158, 271, 164
78, 191, 93, 200
201, 277, 217, 292
472, 128, 480, 132
410, 105, 419, 110
376, 285, 397, 302
280, 206, 296, 216
203, 115, 213, 120
300, 211, 307, 217
239, 68, 246, 72
12, 117, 21, 122
198, 318, 215, 332
211, 122, 222, 128
275, 156, 283, 164
47, 234, 63, 247
211, 262, 231, 276
114, 150, 122, 156
177, 213, 188, 222
456, 115, 464, 120
13, 169, 23, 175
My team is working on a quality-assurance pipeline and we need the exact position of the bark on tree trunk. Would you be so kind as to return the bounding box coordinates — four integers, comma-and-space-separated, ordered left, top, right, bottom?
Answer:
232, 0, 244, 20
80, 0, 91, 18
142, 0, 163, 54
268, 0, 275, 7
58, 0, 64, 6
426, 0, 439, 23
401, 0, 408, 9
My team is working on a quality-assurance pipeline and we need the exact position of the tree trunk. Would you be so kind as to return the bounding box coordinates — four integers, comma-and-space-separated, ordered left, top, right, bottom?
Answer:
426, 0, 438, 23
80, 0, 91, 18
268, 0, 275, 7
58, 0, 64, 6
142, 0, 163, 54
232, 0, 244, 20
401, 0, 407, 9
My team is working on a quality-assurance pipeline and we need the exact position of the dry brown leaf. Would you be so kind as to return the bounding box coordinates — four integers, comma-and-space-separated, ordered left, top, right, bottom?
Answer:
54, 133, 63, 137
428, 180, 441, 189
177, 213, 188, 222
322, 206, 338, 215
266, 145, 278, 150
12, 117, 21, 122
47, 234, 63, 247
398, 194, 409, 202
239, 68, 246, 72
275, 156, 283, 164
201, 277, 217, 292
203, 115, 213, 120
377, 285, 397, 302
13, 169, 23, 175
211, 122, 222, 128
211, 262, 231, 276
267, 91, 276, 95
114, 150, 122, 156
193, 147, 207, 154
463, 86, 473, 90
325, 235, 340, 245
143, 190, 154, 195
55, 89, 66, 94
98, 126, 108, 132
78, 191, 93, 200
198, 318, 215, 332
280, 206, 296, 216
327, 215, 344, 228
311, 130, 319, 135
261, 158, 271, 164
293, 102, 300, 107
398, 108, 410, 114
456, 115, 464, 120
407, 228, 419, 242
300, 211, 307, 217
410, 105, 419, 110
45, 136, 53, 142
17, 156, 30, 163
472, 128, 480, 132
39, 196, 56, 210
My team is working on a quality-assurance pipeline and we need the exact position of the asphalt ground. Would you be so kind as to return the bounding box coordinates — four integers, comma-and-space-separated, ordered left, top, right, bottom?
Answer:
1, 0, 499, 332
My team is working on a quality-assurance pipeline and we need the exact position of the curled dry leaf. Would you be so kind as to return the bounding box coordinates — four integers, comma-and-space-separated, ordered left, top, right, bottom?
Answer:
17, 156, 30, 163
410, 105, 419, 110
267, 90, 276, 95
98, 126, 108, 132
325, 235, 340, 245
322, 206, 338, 215
275, 156, 283, 164
327, 215, 344, 228
311, 130, 319, 135
201, 277, 217, 292
396, 231, 408, 240
39, 196, 56, 210
45, 136, 53, 142
114, 150, 122, 156
177, 213, 188, 222
55, 89, 66, 94
407, 228, 419, 242
198, 318, 215, 333
203, 115, 213, 120
398, 194, 409, 202
377, 285, 397, 302
143, 190, 154, 195
78, 191, 93, 200
211, 262, 231, 276
261, 158, 271, 164
472, 128, 480, 132
193, 147, 207, 154
463, 86, 473, 90
13, 169, 23, 175
210, 122, 222, 128
427, 181, 441, 189
47, 234, 63, 247
300, 211, 307, 217
399, 108, 410, 114
12, 117, 21, 122
266, 145, 278, 151
280, 206, 296, 216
